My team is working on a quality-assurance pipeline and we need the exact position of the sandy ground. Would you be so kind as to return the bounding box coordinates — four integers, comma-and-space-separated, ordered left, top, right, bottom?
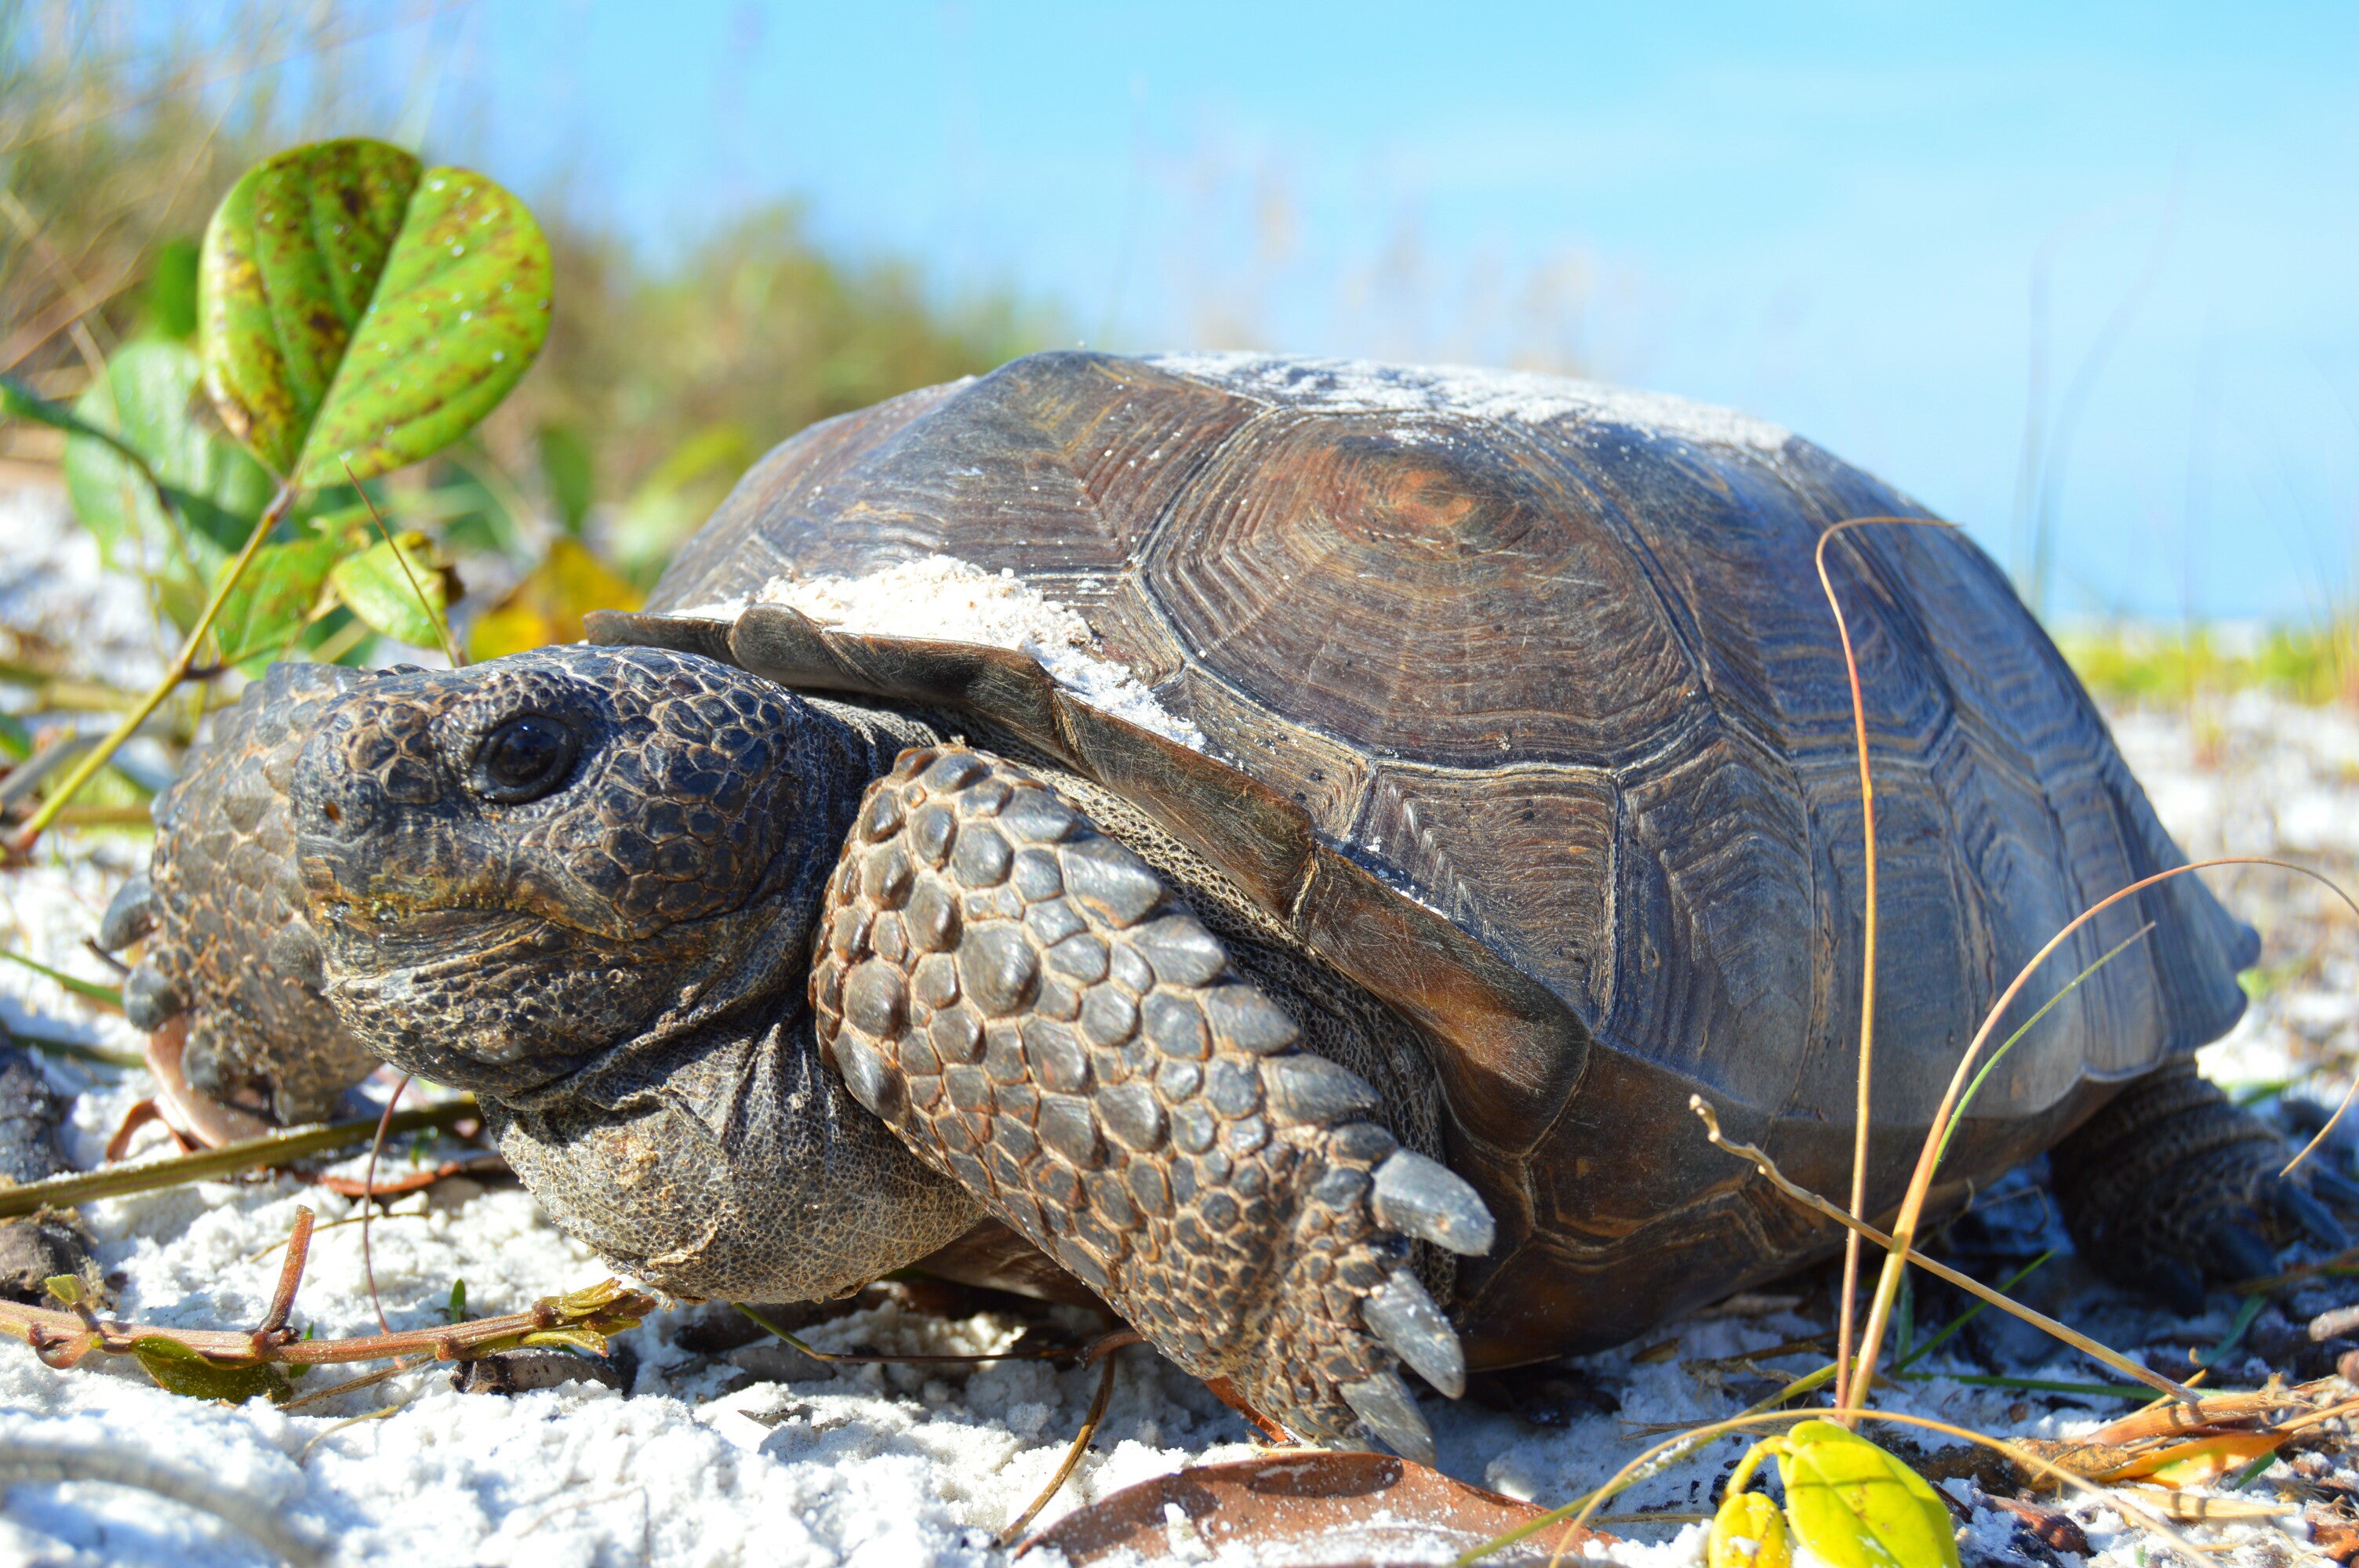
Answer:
1, 481, 2355, 1566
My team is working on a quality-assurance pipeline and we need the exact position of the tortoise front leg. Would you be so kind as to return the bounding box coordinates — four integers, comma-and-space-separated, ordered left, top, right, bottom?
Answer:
810, 745, 1494, 1459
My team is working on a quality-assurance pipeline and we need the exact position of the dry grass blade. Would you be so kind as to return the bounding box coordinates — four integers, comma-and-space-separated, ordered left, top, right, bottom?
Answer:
1813, 514, 1959, 1406
999, 1344, 1122, 1547
1852, 855, 2359, 1409
1692, 1098, 2197, 1402
359, 1073, 412, 1334
341, 455, 465, 667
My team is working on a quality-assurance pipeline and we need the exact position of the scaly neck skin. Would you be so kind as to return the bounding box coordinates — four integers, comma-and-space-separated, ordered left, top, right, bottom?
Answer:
420, 695, 983, 1304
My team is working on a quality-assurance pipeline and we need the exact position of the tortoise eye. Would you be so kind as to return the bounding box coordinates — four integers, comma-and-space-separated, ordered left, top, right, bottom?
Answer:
474, 714, 579, 804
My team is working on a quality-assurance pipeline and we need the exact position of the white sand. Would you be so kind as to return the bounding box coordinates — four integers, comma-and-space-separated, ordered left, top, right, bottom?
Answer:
1145, 352, 1795, 454
3, 483, 2355, 1566
680, 555, 1205, 750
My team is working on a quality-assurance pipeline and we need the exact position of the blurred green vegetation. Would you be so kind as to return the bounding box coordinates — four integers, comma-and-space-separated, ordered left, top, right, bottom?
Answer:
2, 2, 1049, 608
2057, 622, 2358, 709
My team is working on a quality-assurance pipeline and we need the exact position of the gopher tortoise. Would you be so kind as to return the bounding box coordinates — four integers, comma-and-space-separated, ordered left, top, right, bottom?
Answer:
107, 351, 2354, 1457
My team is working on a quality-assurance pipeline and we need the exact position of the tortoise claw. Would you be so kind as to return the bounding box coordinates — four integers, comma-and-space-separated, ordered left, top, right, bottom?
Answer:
1370, 1150, 1496, 1258
2201, 1221, 2280, 1286
2303, 1164, 2359, 1212
2274, 1180, 2351, 1251
1361, 1267, 1466, 1399
2147, 1257, 2207, 1317
121, 964, 184, 1032
1339, 1370, 1435, 1466
96, 873, 154, 952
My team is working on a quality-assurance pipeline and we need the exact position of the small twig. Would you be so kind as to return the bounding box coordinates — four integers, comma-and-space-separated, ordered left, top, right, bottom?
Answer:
361, 1074, 412, 1334
253, 1207, 314, 1354
1002, 1344, 1123, 1548
1692, 1098, 2197, 1403
0, 1278, 656, 1370
0, 1098, 481, 1218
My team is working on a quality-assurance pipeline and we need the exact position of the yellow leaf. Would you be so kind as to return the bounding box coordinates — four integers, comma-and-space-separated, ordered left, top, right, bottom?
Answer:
2101, 1432, 2283, 1486
467, 538, 639, 661
1710, 1488, 1793, 1568
1776, 1420, 1960, 1568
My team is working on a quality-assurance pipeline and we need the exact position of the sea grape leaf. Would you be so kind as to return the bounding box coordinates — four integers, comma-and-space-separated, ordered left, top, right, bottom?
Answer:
1775, 1421, 1959, 1568
1710, 1487, 1792, 1568
215, 531, 345, 662
200, 138, 420, 474
130, 1336, 293, 1404
329, 530, 458, 649
467, 537, 638, 661
199, 136, 552, 487
60, 341, 274, 589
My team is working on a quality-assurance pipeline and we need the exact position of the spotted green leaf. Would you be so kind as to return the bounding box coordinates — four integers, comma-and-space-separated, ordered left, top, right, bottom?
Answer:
1775, 1421, 1959, 1568
329, 530, 458, 649
130, 1336, 293, 1404
198, 137, 551, 487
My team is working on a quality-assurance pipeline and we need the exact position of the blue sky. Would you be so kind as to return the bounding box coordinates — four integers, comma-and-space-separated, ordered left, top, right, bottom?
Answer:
351, 1, 2356, 620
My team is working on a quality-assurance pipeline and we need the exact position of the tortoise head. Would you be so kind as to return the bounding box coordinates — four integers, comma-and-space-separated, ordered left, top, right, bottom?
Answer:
290, 644, 856, 1094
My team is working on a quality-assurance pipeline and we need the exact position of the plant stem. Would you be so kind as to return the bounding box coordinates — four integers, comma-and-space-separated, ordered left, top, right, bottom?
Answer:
0, 1276, 653, 1370
0, 1098, 478, 1218
9, 477, 297, 855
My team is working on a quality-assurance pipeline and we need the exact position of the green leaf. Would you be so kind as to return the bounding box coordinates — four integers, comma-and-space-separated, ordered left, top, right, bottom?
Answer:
1776, 1421, 1959, 1568
144, 237, 202, 342
130, 1336, 293, 1404
60, 341, 274, 579
215, 531, 345, 662
537, 423, 594, 535
198, 137, 553, 486
0, 712, 30, 762
329, 530, 458, 648
447, 1277, 467, 1324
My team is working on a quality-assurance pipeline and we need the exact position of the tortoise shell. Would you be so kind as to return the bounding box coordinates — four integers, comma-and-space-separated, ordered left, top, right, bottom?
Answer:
606, 350, 2252, 1360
